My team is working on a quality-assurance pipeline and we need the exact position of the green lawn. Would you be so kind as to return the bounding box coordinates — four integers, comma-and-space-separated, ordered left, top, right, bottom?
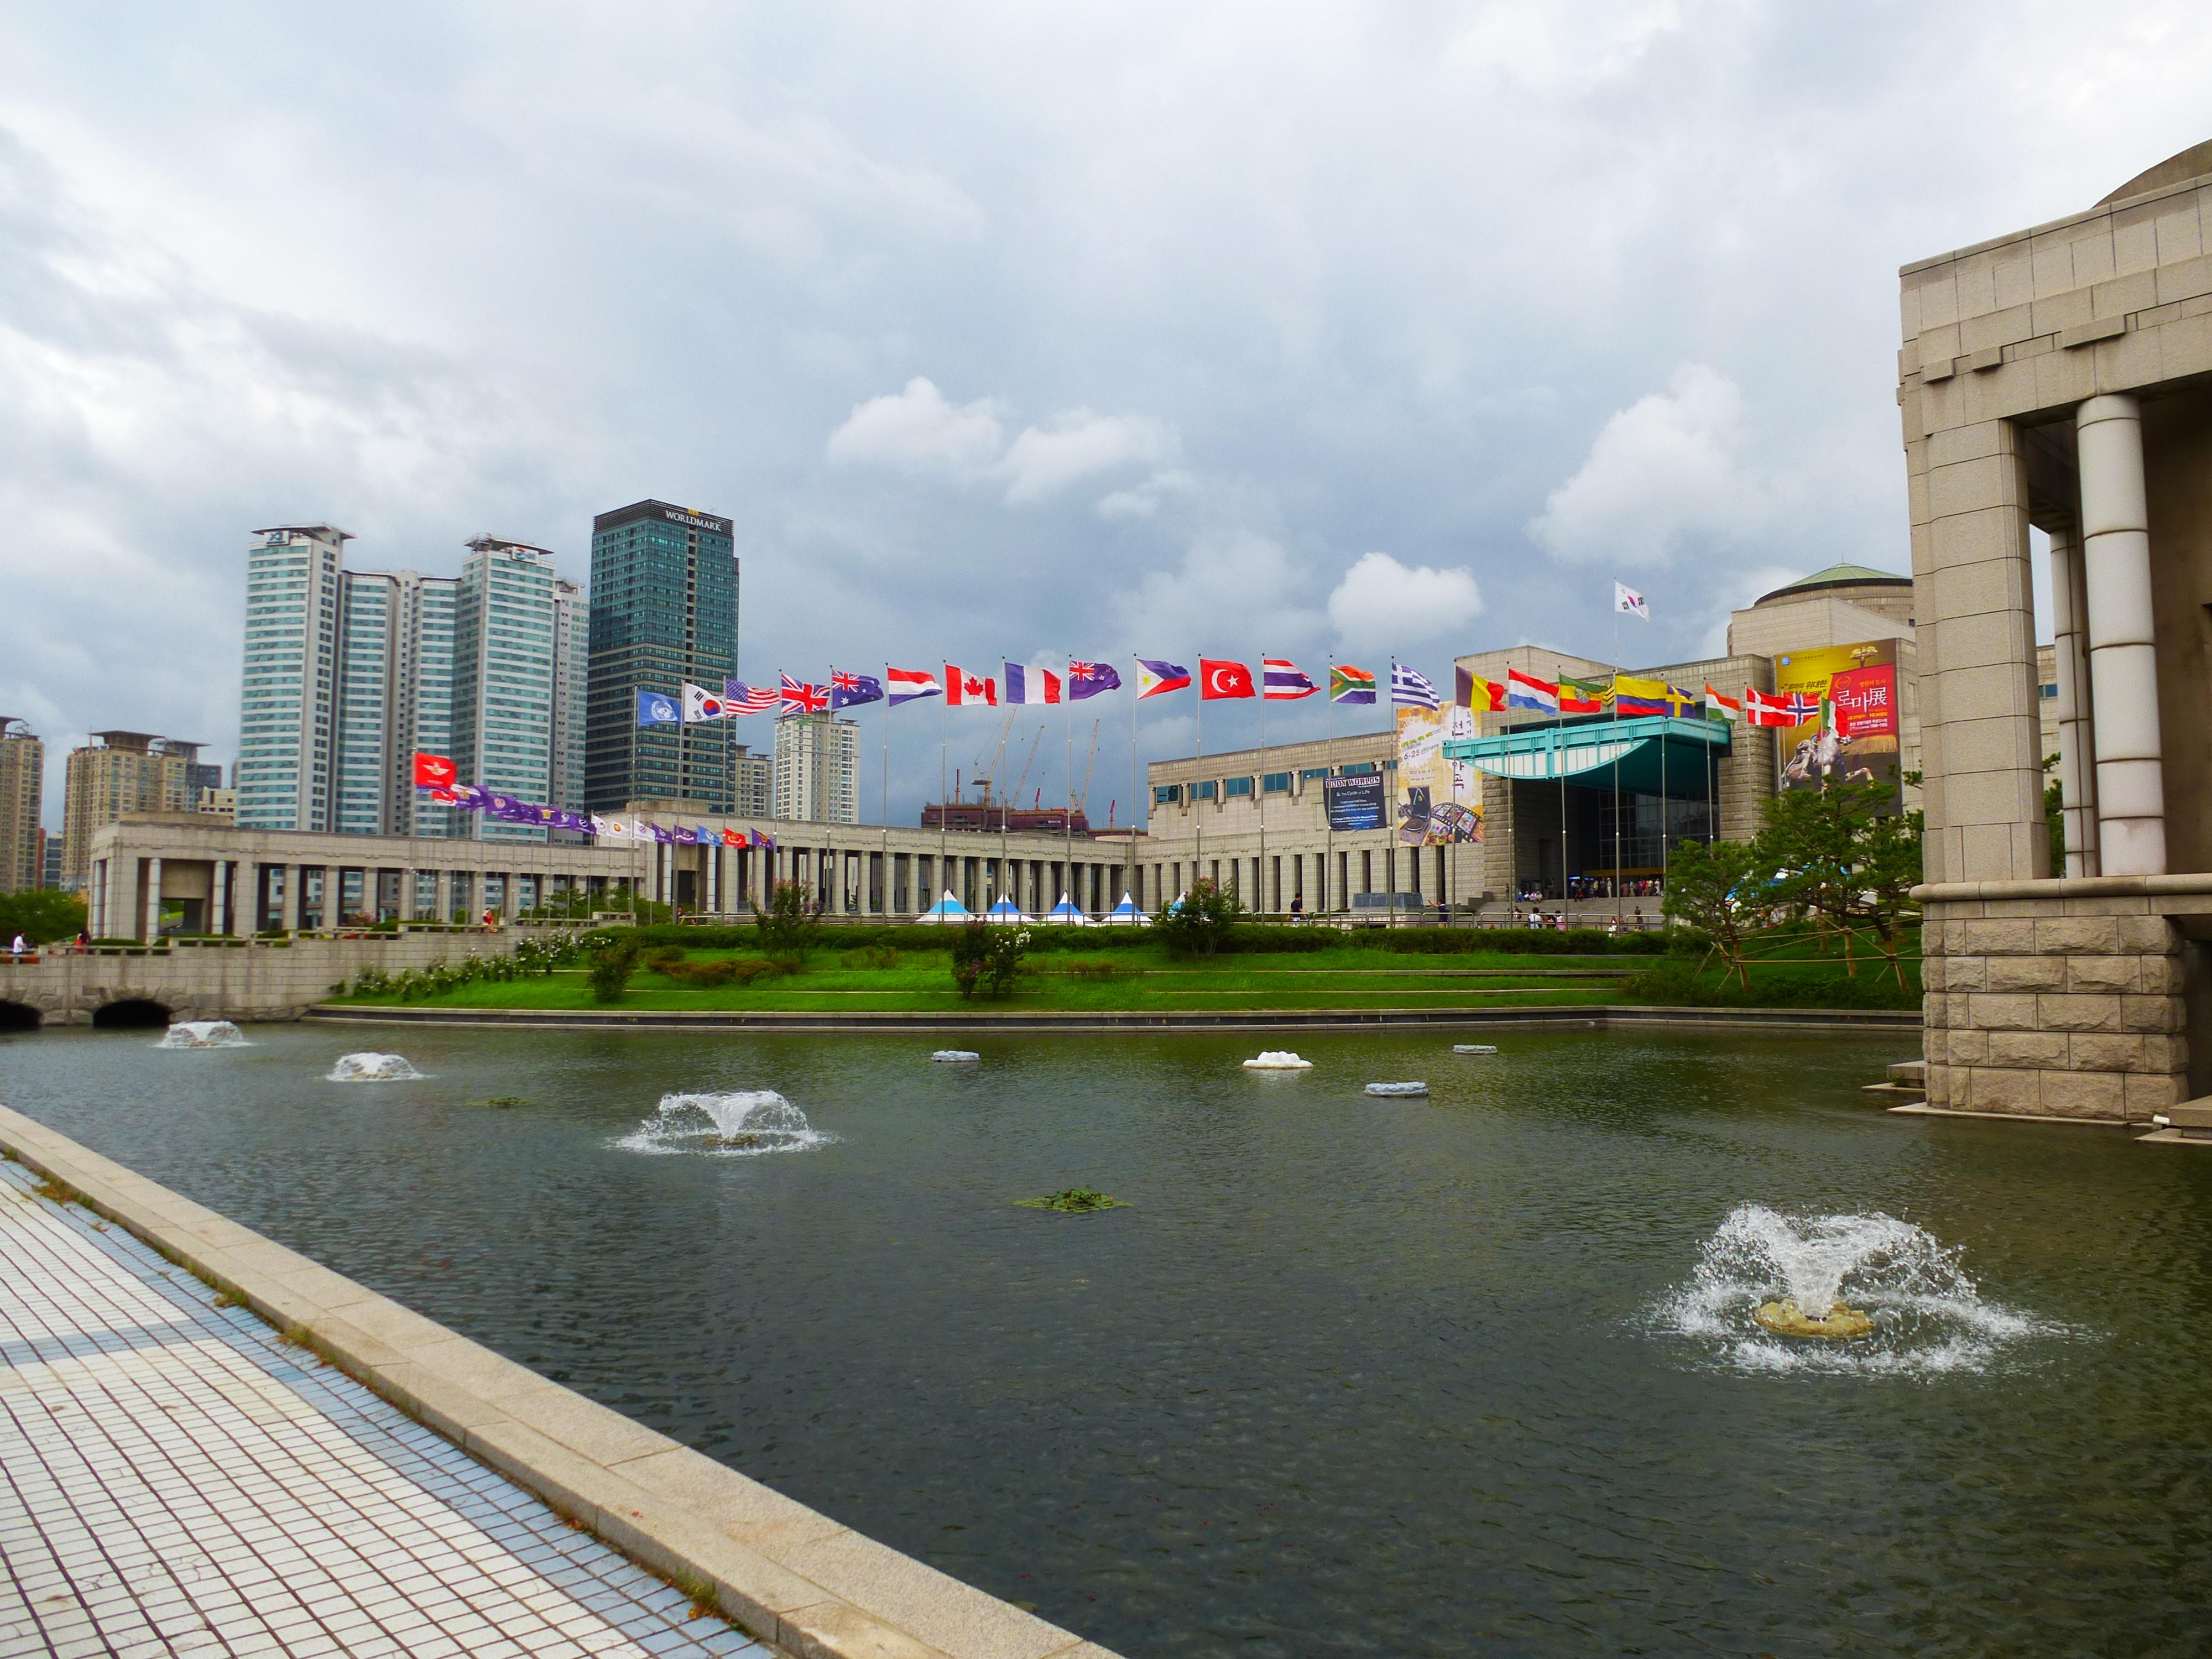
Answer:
326, 935, 1919, 1015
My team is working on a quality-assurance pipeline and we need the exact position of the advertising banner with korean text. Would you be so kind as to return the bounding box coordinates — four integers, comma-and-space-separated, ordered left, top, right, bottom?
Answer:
1773, 639, 1901, 807
1394, 705, 1483, 845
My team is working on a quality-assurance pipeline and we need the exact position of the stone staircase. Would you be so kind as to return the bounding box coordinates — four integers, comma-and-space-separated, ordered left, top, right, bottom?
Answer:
1861, 1058, 1926, 1104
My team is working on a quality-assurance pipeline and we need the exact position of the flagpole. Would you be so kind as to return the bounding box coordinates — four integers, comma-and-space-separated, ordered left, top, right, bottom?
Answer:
1063, 661, 1074, 916
1129, 654, 1139, 911
881, 664, 891, 917
1194, 669, 1203, 896
1324, 653, 1334, 920
938, 677, 948, 911
1612, 609, 1623, 927
1258, 655, 1267, 918
1554, 661, 1567, 910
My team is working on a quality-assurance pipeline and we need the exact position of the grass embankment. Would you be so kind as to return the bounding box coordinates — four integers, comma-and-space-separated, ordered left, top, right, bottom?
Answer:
327, 922, 1921, 1015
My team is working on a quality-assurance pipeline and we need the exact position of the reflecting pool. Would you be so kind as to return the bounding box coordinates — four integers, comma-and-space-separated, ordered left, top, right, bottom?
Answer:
7, 1021, 2212, 1657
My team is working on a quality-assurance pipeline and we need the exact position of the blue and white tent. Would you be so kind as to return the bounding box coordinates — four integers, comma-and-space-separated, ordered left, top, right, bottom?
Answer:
1102, 891, 1150, 925
916, 889, 973, 924
1042, 893, 1091, 926
984, 897, 1033, 925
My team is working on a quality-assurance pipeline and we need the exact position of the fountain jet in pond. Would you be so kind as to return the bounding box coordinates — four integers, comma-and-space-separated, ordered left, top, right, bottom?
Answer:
327, 1052, 425, 1082
618, 1091, 831, 1156
158, 1021, 249, 1049
1655, 1203, 2051, 1375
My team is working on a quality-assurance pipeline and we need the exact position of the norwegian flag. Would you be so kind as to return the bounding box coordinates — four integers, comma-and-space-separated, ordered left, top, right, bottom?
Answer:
779, 673, 828, 714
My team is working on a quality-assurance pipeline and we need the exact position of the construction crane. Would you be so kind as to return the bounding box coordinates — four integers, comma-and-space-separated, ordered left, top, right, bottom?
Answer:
1077, 719, 1100, 818
971, 709, 1015, 803
1009, 723, 1047, 816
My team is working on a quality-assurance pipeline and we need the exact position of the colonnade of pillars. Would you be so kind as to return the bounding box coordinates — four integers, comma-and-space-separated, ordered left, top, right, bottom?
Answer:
643, 841, 1149, 919
88, 856, 618, 940
2049, 392, 2168, 879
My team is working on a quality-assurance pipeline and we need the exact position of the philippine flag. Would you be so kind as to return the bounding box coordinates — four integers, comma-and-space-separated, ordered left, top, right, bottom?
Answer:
1068, 661, 1121, 700
945, 665, 998, 706
682, 681, 727, 722
1004, 662, 1062, 705
887, 667, 942, 706
722, 680, 780, 714
1262, 658, 1318, 700
1199, 659, 1256, 700
1505, 670, 1559, 714
1135, 659, 1190, 698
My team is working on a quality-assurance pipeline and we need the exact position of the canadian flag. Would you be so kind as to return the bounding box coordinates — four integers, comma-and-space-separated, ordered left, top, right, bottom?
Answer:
413, 753, 457, 801
945, 665, 998, 706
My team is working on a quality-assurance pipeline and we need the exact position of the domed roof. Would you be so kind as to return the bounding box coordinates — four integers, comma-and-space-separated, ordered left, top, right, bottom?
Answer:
2099, 140, 2212, 207
1753, 562, 1911, 607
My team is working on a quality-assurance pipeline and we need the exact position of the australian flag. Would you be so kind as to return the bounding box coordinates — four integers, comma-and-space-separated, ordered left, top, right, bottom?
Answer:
1067, 660, 1121, 701
830, 670, 884, 709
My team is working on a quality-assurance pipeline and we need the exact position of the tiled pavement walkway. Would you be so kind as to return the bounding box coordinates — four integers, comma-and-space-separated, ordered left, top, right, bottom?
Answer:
0, 1161, 770, 1658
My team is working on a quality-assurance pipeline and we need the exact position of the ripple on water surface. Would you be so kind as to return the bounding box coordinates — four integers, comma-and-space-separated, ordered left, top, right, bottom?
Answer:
1652, 1202, 2063, 1376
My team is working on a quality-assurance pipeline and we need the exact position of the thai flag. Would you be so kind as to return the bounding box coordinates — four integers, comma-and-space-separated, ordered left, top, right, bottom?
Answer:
779, 674, 828, 714
1390, 662, 1440, 709
1262, 658, 1318, 700
1004, 662, 1061, 705
1067, 661, 1121, 700
945, 665, 997, 706
887, 667, 942, 706
1505, 670, 1558, 713
722, 680, 779, 714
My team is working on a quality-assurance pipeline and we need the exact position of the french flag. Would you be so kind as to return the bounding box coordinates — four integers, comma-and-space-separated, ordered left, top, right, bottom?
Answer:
1505, 669, 1559, 713
1004, 662, 1061, 705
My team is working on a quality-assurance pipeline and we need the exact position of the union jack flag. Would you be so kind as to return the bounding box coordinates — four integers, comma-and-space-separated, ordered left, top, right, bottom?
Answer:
780, 673, 828, 715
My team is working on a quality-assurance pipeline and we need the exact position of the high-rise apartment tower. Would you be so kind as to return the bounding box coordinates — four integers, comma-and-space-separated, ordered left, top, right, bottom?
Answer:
61, 733, 202, 891
773, 712, 860, 823
0, 718, 43, 894
585, 500, 739, 812
237, 524, 348, 831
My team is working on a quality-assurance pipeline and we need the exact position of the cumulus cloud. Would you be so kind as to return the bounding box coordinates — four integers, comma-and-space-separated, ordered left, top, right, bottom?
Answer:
1095, 468, 1196, 520
826, 379, 1175, 504
1118, 530, 1323, 648
1527, 364, 1759, 568
824, 377, 1006, 482
1326, 551, 1485, 649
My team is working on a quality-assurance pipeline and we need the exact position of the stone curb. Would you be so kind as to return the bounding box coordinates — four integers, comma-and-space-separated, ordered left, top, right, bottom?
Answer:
305, 1003, 1920, 1034
0, 1103, 1120, 1659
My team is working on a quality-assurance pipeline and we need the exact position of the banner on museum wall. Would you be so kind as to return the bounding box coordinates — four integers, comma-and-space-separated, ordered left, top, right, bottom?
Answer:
1323, 772, 1387, 832
1773, 639, 1902, 806
1394, 705, 1483, 846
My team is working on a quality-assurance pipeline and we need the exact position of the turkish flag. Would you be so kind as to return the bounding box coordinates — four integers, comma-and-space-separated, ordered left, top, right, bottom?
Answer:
1199, 659, 1256, 700
413, 753, 457, 789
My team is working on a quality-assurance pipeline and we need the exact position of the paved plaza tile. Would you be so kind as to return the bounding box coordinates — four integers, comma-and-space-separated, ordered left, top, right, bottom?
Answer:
0, 1160, 771, 1658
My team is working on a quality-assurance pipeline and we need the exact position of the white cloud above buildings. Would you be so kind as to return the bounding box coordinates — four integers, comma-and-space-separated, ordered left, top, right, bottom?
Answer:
3, 3, 2210, 820
1326, 553, 1485, 651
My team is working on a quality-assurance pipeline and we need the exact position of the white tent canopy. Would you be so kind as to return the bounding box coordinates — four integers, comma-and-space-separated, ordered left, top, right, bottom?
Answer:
1042, 892, 1091, 925
983, 898, 1033, 925
916, 889, 973, 924
1102, 891, 1150, 925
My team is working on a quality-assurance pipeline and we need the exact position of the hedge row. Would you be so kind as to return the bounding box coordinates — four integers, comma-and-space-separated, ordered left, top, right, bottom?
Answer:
1624, 958, 1922, 1010
604, 921, 1677, 957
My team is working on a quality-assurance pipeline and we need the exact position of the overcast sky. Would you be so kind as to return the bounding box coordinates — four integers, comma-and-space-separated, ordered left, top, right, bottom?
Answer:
4, 3, 2207, 828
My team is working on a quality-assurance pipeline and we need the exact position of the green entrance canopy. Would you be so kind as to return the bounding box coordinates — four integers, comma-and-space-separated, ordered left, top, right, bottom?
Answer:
1441, 714, 1731, 796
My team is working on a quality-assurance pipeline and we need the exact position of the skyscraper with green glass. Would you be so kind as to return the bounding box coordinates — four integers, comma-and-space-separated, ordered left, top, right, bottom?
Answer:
584, 500, 739, 812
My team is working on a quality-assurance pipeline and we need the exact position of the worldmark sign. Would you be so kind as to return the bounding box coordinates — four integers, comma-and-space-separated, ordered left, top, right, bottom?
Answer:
660, 507, 731, 535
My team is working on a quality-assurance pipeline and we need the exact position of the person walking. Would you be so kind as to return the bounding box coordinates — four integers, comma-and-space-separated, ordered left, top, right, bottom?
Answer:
8, 933, 24, 958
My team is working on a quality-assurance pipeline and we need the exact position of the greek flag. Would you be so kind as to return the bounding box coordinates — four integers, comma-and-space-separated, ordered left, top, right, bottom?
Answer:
1389, 662, 1439, 709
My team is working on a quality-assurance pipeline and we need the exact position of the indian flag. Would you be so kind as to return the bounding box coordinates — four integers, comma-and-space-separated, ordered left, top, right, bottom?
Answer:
1329, 663, 1377, 705
1704, 682, 1742, 722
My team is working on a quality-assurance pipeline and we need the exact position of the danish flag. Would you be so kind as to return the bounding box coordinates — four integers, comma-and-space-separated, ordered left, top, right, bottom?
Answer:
1743, 687, 1817, 728
779, 673, 828, 714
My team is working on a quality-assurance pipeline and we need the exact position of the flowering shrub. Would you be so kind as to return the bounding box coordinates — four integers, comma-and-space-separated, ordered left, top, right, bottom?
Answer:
950, 922, 1029, 1000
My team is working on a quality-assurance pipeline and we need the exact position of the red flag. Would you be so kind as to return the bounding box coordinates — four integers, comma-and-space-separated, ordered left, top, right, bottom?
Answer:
1199, 659, 1255, 700
413, 752, 457, 789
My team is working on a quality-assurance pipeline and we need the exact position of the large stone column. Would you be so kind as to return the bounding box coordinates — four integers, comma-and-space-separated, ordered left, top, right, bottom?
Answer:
2076, 394, 2167, 877
142, 857, 163, 942
2047, 524, 2099, 877
212, 860, 231, 937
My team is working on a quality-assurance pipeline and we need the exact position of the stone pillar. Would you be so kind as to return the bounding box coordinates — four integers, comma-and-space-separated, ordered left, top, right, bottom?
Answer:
143, 857, 163, 942
2077, 394, 2166, 877
2048, 526, 2098, 877
212, 860, 231, 937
